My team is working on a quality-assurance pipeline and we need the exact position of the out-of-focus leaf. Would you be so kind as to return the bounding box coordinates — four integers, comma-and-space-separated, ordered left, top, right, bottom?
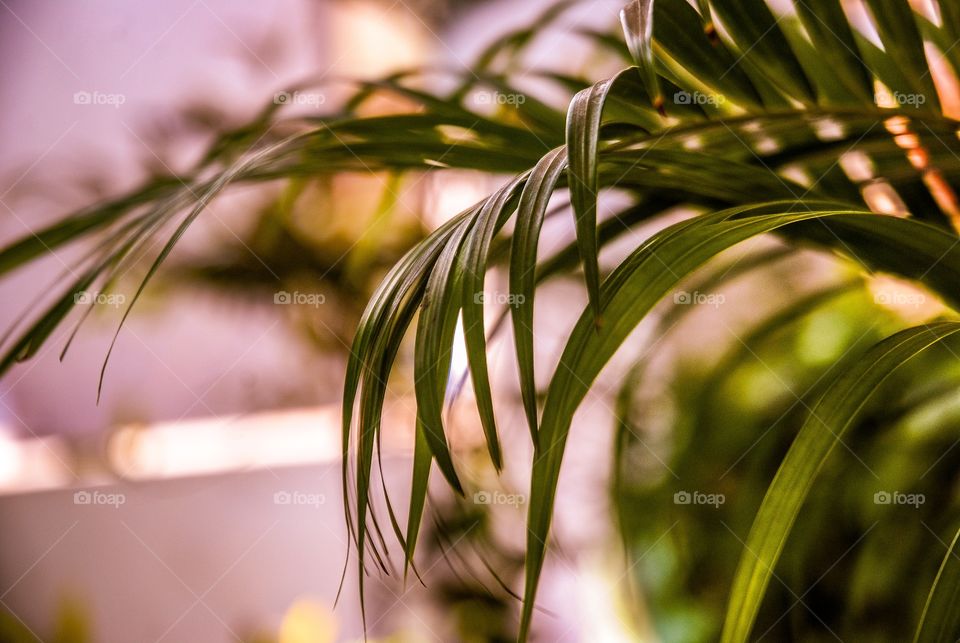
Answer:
915, 525, 960, 643
520, 206, 960, 640
722, 323, 960, 642
707, 0, 815, 103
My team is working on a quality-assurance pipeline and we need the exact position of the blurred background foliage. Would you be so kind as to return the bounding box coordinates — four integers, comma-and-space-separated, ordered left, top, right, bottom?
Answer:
613, 247, 960, 641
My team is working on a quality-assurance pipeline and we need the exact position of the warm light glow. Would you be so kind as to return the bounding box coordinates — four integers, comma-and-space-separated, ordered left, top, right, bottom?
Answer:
423, 172, 496, 229
753, 136, 779, 154
922, 168, 960, 226
331, 1, 427, 77
893, 133, 920, 149
578, 558, 642, 642
873, 81, 897, 109
279, 599, 338, 643
862, 181, 909, 216
682, 135, 703, 150
0, 429, 73, 494
925, 41, 960, 119
907, 147, 929, 170
0, 430, 18, 484
781, 164, 812, 187
882, 110, 960, 231
108, 407, 343, 479
449, 315, 470, 397
813, 117, 844, 141
839, 150, 875, 183
909, 0, 939, 23
884, 116, 911, 136
869, 274, 945, 322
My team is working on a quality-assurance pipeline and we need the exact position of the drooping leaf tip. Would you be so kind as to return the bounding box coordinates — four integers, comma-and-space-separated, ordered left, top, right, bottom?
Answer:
704, 22, 719, 45
653, 94, 667, 117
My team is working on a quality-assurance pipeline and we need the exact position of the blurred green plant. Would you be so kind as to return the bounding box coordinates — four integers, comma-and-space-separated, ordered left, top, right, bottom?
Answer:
0, 597, 90, 643
4, 0, 960, 641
